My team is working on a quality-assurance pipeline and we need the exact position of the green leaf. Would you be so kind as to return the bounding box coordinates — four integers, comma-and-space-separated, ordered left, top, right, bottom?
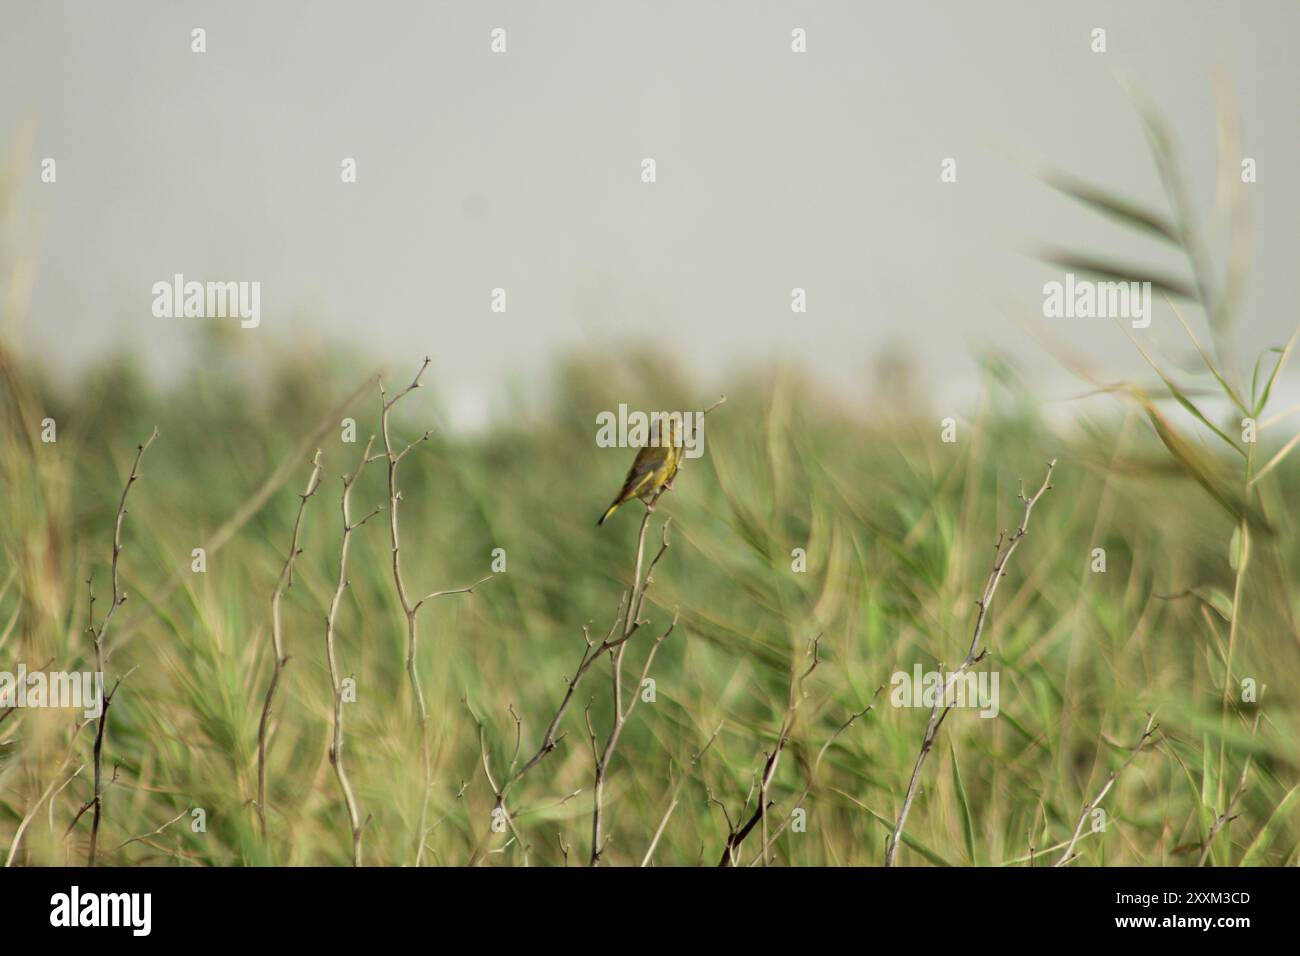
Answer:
1038, 249, 1198, 302
1240, 782, 1300, 866
1250, 351, 1266, 407
1249, 432, 1300, 488
1158, 586, 1234, 622
1164, 382, 1244, 459
861, 805, 955, 867
1166, 298, 1250, 416
950, 739, 978, 865
1255, 328, 1298, 414
1130, 389, 1273, 534
1041, 168, 1181, 245
1200, 734, 1214, 815
1122, 326, 1244, 458
1202, 586, 1234, 622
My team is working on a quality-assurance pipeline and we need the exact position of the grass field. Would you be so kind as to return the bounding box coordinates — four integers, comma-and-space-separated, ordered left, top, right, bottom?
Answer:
2, 325, 1297, 867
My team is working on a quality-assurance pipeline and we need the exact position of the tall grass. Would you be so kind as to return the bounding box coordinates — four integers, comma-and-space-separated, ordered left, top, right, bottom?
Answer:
1036, 82, 1298, 866
2, 338, 1296, 866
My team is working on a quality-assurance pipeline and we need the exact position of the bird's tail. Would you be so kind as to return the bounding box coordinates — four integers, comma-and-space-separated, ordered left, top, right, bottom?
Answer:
597, 499, 622, 526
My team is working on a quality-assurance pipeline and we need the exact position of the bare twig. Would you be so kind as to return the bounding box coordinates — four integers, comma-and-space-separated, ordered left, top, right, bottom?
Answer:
479, 398, 720, 864
256, 449, 324, 840
111, 806, 190, 855
1055, 713, 1158, 866
108, 372, 379, 658
324, 437, 383, 866
5, 723, 89, 867
501, 595, 628, 797
746, 684, 886, 866
584, 400, 723, 864
84, 427, 158, 866
379, 358, 492, 865
640, 722, 723, 867
477, 511, 676, 865
469, 595, 626, 865
468, 713, 532, 864
590, 508, 678, 866
886, 459, 1057, 866
715, 635, 839, 867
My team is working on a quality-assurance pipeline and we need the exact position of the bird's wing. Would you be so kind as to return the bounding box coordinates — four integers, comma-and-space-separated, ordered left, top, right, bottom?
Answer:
615, 446, 665, 500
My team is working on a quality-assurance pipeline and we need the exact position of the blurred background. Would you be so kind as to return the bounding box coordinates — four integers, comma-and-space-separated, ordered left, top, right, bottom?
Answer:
1, 2, 1297, 867
2, 0, 1299, 420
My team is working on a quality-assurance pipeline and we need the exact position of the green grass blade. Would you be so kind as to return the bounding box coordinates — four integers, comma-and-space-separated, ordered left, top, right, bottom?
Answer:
1122, 330, 1245, 458
1240, 782, 1300, 866
1248, 432, 1300, 488
950, 739, 978, 865
1041, 168, 1181, 245
1038, 249, 1198, 302
1166, 298, 1250, 415
1255, 327, 1299, 414
860, 804, 956, 867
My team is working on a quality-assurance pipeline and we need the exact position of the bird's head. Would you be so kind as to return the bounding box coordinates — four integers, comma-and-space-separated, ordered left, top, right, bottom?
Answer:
659, 414, 683, 449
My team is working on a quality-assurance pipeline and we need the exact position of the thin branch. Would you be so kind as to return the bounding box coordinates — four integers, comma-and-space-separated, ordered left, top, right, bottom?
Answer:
111, 806, 190, 855
717, 634, 829, 867
256, 449, 324, 840
473, 503, 677, 866
642, 721, 723, 867
501, 595, 627, 796
886, 459, 1056, 866
1055, 713, 1158, 866
590, 508, 678, 866
469, 714, 530, 864
324, 436, 381, 866
746, 684, 886, 866
415, 575, 495, 611
479, 397, 721, 864
86, 427, 158, 867
108, 372, 379, 658
378, 358, 493, 865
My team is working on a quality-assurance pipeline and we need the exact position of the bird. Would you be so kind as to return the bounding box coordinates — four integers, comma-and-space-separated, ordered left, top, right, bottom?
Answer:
597, 416, 683, 526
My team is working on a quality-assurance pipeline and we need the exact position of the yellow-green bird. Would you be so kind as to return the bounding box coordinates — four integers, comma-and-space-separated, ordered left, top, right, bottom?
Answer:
597, 417, 684, 526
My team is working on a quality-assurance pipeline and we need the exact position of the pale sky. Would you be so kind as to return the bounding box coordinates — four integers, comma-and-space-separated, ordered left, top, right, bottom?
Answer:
2, 1, 1297, 426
